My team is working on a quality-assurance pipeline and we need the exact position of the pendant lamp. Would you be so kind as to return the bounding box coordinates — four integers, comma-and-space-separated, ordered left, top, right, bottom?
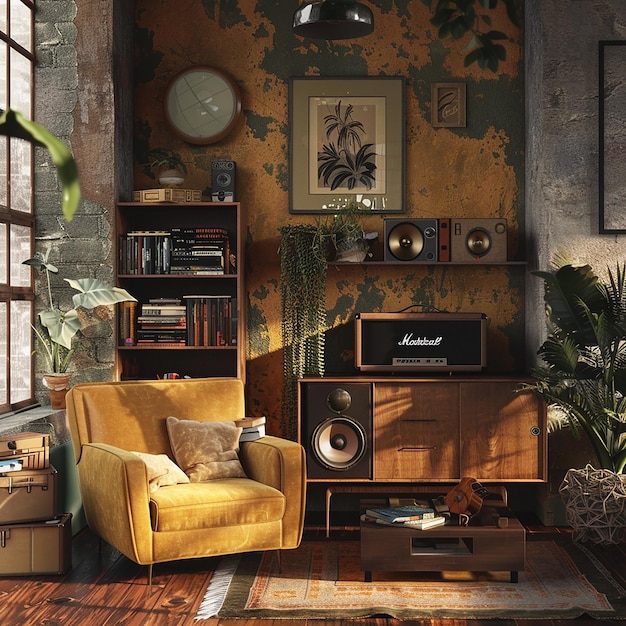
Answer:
293, 0, 374, 40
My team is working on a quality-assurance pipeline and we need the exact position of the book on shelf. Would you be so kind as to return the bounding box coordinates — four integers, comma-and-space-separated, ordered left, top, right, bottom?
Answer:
364, 504, 436, 523
122, 295, 235, 347
119, 300, 138, 345
360, 514, 446, 530
119, 227, 232, 275
120, 231, 172, 275
170, 227, 231, 274
183, 295, 232, 346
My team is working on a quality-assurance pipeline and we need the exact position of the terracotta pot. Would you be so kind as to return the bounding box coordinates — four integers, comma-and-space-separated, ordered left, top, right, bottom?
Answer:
42, 373, 73, 409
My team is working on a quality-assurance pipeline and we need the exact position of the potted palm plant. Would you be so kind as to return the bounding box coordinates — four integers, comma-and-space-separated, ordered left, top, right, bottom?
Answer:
525, 262, 626, 543
23, 251, 136, 408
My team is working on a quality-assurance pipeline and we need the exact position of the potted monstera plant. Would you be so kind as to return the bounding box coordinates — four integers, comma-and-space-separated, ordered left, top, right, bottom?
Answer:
525, 262, 626, 543
23, 251, 136, 408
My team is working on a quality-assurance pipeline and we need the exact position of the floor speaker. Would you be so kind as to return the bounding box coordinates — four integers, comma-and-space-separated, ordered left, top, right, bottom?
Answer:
384, 219, 438, 262
299, 381, 372, 479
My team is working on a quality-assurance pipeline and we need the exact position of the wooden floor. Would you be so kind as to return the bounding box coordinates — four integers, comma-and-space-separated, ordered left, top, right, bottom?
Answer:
1, 522, 625, 626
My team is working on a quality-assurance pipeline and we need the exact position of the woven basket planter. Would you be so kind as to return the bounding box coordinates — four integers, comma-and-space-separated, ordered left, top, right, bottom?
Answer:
559, 464, 626, 545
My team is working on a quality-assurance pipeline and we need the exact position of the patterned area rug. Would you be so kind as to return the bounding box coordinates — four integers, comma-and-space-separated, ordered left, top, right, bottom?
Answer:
198, 537, 626, 620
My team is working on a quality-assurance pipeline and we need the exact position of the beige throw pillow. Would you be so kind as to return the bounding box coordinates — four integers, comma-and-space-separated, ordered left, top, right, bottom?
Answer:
131, 451, 190, 492
166, 416, 246, 482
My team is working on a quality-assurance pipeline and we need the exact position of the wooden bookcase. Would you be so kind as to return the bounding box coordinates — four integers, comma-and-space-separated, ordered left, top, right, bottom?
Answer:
114, 201, 246, 381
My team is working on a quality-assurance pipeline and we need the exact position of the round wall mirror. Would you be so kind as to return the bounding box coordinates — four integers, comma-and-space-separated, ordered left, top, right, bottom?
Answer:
164, 66, 242, 144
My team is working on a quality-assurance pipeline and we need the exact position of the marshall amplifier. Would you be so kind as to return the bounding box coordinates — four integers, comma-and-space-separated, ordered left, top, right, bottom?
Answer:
355, 312, 487, 372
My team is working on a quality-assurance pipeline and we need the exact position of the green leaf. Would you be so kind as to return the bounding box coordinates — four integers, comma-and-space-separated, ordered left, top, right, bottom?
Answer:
0, 109, 80, 221
502, 0, 520, 27
39, 308, 81, 350
66, 278, 137, 309
486, 29, 508, 40
462, 33, 478, 50
22, 257, 59, 274
533, 265, 606, 342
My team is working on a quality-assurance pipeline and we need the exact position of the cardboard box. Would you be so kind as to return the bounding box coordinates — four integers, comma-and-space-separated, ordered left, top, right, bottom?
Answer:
0, 513, 72, 576
0, 466, 58, 525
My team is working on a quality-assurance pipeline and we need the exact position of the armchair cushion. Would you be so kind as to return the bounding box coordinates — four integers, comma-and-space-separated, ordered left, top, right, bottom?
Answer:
149, 478, 285, 532
131, 451, 189, 492
166, 416, 246, 481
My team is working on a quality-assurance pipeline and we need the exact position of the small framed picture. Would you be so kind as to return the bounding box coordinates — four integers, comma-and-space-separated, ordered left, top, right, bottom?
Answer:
431, 83, 467, 128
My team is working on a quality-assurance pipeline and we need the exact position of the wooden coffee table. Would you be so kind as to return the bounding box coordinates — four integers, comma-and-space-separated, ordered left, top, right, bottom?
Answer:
360, 505, 526, 583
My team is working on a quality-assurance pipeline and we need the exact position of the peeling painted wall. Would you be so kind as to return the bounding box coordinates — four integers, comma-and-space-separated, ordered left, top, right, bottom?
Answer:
133, 0, 524, 436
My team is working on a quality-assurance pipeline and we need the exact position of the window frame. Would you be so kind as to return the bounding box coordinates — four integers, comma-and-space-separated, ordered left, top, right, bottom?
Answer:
0, 0, 36, 414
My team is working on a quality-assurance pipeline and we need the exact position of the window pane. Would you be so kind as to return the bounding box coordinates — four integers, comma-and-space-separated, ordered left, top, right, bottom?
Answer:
9, 136, 31, 212
10, 223, 31, 286
0, 136, 6, 206
9, 48, 30, 114
0, 44, 6, 109
10, 1, 31, 52
10, 299, 32, 404
0, 301, 6, 405
0, 1, 5, 33
0, 221, 6, 284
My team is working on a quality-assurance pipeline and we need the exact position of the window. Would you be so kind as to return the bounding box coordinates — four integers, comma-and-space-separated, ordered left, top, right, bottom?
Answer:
0, 0, 35, 412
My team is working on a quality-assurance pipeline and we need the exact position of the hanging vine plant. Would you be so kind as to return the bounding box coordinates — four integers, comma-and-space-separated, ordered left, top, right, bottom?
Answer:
279, 224, 328, 439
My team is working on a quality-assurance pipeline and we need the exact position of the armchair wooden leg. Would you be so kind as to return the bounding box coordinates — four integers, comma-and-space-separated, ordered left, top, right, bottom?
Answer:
148, 563, 153, 590
275, 549, 282, 573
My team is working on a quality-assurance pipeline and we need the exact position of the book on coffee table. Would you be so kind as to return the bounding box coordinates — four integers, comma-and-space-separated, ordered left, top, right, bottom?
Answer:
361, 513, 446, 529
365, 504, 435, 523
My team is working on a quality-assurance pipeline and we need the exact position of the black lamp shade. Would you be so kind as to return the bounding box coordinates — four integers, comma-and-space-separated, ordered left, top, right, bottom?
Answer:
293, 1, 374, 40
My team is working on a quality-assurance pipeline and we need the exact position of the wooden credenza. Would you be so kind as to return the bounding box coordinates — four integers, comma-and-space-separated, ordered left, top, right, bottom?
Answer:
298, 377, 547, 484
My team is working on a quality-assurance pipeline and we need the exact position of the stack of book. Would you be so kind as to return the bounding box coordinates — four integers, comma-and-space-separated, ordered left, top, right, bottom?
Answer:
170, 227, 230, 275
235, 416, 266, 442
362, 504, 446, 529
136, 298, 186, 345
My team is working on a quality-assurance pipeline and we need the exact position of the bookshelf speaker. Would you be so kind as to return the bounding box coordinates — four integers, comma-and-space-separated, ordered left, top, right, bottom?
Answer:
212, 160, 236, 201
299, 381, 372, 479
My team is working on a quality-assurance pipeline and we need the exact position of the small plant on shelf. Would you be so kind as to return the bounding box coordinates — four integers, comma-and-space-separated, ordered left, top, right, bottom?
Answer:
142, 148, 188, 185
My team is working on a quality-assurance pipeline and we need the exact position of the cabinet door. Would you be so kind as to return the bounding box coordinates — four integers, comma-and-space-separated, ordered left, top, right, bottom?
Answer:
374, 383, 460, 480
460, 382, 546, 480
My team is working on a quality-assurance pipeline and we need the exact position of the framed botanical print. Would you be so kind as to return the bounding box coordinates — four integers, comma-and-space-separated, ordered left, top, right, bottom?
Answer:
289, 76, 405, 213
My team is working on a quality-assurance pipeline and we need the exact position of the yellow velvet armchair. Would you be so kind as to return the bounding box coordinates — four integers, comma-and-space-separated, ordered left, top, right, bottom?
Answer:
66, 377, 306, 583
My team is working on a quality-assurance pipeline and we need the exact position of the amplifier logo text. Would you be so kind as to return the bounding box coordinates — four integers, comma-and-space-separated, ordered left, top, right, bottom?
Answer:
397, 333, 443, 347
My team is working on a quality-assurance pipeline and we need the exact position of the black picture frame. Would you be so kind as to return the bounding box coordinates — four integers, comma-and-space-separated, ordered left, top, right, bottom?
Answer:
289, 76, 405, 214
599, 40, 626, 233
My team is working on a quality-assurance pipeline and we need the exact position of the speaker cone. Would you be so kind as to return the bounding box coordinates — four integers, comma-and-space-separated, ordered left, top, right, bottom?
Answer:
465, 228, 491, 257
388, 222, 424, 261
311, 416, 367, 470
